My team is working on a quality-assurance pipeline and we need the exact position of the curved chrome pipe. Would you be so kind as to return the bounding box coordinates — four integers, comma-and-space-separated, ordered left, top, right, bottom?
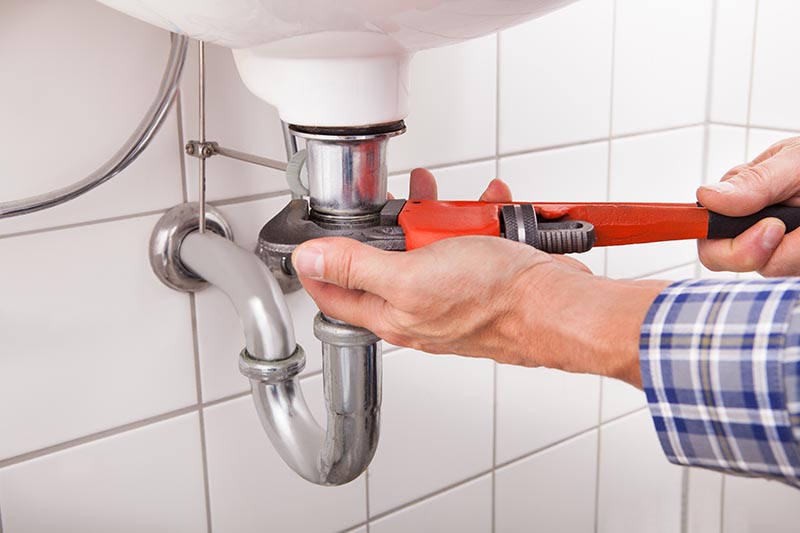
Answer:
180, 231, 381, 485
0, 33, 189, 219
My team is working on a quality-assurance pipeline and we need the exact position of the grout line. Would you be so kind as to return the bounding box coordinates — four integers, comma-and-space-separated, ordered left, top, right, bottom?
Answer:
701, 0, 720, 187
492, 28, 501, 533
188, 292, 214, 533
495, 425, 600, 472
0, 404, 200, 469
365, 468, 371, 533
389, 123, 706, 179
211, 189, 292, 207
368, 469, 494, 524
176, 87, 189, 203
631, 260, 698, 281
681, 468, 691, 533
0, 390, 256, 470
202, 391, 251, 409
718, 474, 726, 533
712, 121, 800, 135
744, 0, 761, 158
0, 207, 169, 241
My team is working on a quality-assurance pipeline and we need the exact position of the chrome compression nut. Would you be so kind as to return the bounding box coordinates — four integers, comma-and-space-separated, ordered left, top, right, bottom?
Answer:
239, 344, 306, 383
314, 313, 380, 346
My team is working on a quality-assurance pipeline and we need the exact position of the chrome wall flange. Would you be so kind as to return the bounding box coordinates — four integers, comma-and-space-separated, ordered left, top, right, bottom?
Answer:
149, 202, 234, 292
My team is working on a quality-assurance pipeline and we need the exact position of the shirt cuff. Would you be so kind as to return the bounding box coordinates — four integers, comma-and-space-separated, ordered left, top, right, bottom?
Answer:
640, 278, 800, 484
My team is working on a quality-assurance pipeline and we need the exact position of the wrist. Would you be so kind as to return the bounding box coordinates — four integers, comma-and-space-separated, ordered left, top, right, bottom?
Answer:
525, 268, 668, 389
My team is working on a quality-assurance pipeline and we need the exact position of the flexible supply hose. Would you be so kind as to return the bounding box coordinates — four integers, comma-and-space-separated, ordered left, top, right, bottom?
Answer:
0, 33, 189, 218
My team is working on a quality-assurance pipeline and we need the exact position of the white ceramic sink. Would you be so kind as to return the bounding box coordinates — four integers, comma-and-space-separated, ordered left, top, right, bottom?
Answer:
98, 0, 579, 126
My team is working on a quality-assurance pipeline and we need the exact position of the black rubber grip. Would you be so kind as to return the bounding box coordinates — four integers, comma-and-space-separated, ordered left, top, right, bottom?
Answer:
707, 205, 800, 239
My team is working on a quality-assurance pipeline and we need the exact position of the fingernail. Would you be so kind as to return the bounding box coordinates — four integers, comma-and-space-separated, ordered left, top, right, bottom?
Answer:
762, 222, 785, 251
702, 180, 737, 194
293, 246, 324, 278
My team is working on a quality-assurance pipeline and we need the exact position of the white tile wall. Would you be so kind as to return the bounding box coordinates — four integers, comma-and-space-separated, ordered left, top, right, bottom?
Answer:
750, 0, 800, 130
496, 366, 599, 465
495, 431, 598, 533
498, 0, 614, 153
0, 413, 207, 533
0, 0, 184, 237
723, 475, 800, 533
368, 350, 493, 516
0, 215, 197, 460
686, 468, 723, 533
709, 0, 757, 125
612, 0, 712, 135
203, 381, 367, 533
597, 410, 683, 532
370, 475, 492, 533
5, 0, 798, 531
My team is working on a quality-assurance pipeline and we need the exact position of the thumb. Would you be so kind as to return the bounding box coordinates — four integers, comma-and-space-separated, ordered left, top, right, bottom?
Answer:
292, 237, 395, 297
698, 145, 800, 216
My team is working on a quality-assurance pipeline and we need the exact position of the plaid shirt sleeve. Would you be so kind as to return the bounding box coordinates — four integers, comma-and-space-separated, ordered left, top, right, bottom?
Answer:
640, 278, 800, 486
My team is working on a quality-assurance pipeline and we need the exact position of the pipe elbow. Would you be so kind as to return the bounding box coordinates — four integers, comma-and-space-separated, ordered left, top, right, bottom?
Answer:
178, 230, 381, 486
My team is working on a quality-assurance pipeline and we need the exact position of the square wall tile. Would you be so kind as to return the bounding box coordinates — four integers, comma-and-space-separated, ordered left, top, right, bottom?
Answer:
388, 35, 497, 173
370, 476, 492, 533
181, 41, 290, 202
747, 128, 798, 161
606, 127, 705, 278
601, 379, 646, 423
498, 142, 609, 202
705, 125, 747, 184
0, 215, 196, 460
686, 468, 722, 533
723, 474, 800, 533
203, 381, 367, 533
709, 0, 758, 125
0, 414, 207, 533
0, 0, 183, 237
388, 160, 497, 202
194, 195, 322, 402
496, 430, 597, 533
612, 0, 712, 135
498, 0, 614, 153
750, 0, 800, 130
496, 365, 599, 465
597, 410, 683, 533
368, 350, 493, 516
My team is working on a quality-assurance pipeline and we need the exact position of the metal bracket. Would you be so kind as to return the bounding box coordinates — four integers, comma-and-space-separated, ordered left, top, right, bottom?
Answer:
185, 139, 288, 171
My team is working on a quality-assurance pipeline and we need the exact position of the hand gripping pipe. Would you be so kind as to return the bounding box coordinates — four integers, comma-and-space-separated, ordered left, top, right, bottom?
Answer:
180, 231, 381, 485
0, 34, 188, 218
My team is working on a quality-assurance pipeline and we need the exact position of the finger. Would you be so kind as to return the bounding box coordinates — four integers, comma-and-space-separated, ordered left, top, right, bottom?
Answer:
292, 237, 398, 298
697, 142, 800, 216
298, 276, 389, 329
388, 192, 395, 200
697, 218, 785, 272
757, 227, 800, 277
409, 168, 438, 200
479, 178, 513, 202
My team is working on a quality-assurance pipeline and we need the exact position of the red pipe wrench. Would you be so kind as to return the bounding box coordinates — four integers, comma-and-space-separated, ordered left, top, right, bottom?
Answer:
393, 200, 800, 253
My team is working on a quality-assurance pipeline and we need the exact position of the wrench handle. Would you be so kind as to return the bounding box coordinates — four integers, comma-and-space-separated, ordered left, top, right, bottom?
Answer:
707, 205, 800, 239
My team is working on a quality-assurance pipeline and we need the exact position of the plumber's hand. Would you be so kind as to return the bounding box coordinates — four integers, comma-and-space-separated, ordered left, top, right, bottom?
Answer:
293, 169, 666, 388
698, 136, 800, 276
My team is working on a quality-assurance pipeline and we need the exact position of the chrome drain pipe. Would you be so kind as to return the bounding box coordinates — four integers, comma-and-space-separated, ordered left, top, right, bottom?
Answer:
150, 205, 380, 486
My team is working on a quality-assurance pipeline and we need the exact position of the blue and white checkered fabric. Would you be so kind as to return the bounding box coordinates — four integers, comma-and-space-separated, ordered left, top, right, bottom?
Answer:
641, 279, 800, 486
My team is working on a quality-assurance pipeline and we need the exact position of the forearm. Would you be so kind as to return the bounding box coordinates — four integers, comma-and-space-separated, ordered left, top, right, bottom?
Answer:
520, 269, 668, 388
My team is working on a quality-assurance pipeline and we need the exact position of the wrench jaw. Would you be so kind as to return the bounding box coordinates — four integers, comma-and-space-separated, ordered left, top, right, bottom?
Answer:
257, 199, 407, 292
499, 204, 596, 254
